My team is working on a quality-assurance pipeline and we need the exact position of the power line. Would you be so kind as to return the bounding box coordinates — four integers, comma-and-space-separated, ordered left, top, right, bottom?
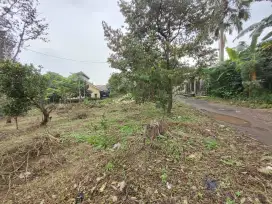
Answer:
23, 47, 108, 64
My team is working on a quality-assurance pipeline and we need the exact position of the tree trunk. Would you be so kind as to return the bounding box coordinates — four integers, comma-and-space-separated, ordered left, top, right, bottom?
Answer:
41, 110, 49, 126
14, 117, 18, 130
219, 26, 225, 62
167, 80, 173, 114
166, 42, 172, 114
251, 71, 256, 81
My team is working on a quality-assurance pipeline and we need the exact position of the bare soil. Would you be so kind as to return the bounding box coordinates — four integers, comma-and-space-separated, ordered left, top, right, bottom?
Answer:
0, 98, 271, 204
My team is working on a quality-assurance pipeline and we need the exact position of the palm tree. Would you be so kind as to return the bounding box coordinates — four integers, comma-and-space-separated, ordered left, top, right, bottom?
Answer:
235, 14, 272, 50
209, 0, 251, 61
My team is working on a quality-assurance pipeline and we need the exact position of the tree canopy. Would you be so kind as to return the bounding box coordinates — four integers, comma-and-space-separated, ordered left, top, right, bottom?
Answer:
103, 0, 217, 113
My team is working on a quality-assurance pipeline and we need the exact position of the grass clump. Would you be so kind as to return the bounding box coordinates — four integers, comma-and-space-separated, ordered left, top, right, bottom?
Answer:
105, 161, 115, 172
204, 138, 218, 150
120, 125, 134, 135
160, 168, 168, 184
70, 132, 117, 149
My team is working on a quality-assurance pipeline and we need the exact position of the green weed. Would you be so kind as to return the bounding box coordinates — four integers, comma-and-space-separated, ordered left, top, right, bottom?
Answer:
105, 162, 114, 171
83, 98, 90, 105
100, 113, 108, 130
235, 191, 241, 197
70, 132, 117, 149
160, 168, 168, 184
120, 125, 134, 135
204, 138, 218, 150
225, 197, 235, 204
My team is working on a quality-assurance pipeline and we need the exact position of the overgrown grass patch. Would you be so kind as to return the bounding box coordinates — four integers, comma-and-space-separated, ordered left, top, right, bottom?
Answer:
1, 99, 271, 204
204, 138, 218, 150
69, 132, 118, 149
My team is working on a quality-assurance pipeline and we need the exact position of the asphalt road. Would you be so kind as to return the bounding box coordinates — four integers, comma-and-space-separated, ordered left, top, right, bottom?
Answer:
177, 96, 272, 146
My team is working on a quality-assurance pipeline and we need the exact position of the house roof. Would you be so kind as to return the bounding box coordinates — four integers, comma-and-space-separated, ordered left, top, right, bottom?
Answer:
95, 85, 108, 91
76, 71, 90, 80
87, 83, 108, 92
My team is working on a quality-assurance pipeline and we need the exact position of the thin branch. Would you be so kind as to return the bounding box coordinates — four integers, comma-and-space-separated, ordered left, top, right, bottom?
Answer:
13, 22, 26, 61
0, 0, 19, 18
170, 19, 183, 42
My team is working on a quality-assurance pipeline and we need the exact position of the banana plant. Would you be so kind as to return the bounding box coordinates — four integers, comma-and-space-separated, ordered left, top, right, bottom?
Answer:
235, 14, 272, 50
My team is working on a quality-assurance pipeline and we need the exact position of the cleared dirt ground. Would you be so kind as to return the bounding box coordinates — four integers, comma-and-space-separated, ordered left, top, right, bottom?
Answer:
0, 98, 271, 204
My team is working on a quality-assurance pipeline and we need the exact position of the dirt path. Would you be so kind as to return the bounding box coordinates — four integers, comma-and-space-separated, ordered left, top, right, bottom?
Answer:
177, 96, 272, 146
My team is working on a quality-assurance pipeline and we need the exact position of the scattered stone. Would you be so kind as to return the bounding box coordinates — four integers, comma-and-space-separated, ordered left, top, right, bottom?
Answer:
166, 182, 172, 189
111, 196, 118, 202
191, 186, 197, 191
240, 197, 246, 204
112, 142, 121, 150
18, 171, 31, 179
99, 182, 107, 192
258, 166, 272, 175
96, 173, 106, 182
52, 195, 57, 199
188, 153, 202, 161
118, 181, 126, 192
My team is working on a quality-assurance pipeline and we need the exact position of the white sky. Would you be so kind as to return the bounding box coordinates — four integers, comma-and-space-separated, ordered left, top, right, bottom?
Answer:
19, 0, 272, 85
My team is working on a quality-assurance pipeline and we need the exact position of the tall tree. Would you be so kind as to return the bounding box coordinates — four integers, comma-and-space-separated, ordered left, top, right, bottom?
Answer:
208, 0, 251, 61
0, 0, 48, 60
103, 0, 216, 113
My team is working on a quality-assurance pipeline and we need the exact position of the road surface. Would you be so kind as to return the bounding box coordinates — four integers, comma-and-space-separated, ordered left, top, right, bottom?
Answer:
177, 96, 272, 146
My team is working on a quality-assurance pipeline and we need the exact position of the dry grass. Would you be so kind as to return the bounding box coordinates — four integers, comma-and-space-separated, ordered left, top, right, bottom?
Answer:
0, 98, 271, 204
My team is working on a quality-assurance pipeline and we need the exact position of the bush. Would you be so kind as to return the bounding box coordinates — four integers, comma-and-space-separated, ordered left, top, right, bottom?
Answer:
206, 61, 243, 98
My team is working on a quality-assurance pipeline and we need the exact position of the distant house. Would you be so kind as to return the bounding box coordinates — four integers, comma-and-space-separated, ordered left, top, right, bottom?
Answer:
87, 84, 110, 99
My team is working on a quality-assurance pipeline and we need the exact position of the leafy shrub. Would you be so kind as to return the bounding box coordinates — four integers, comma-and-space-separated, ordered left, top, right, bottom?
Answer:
206, 61, 243, 98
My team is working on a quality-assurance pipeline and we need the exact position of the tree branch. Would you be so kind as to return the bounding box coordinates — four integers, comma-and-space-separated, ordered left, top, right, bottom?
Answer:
12, 22, 26, 61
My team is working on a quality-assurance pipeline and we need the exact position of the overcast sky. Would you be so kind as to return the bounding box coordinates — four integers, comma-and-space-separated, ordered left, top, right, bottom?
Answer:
19, 0, 272, 85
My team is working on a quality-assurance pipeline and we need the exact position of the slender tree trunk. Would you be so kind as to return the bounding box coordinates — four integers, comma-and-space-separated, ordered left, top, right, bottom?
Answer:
219, 26, 225, 62
166, 42, 172, 114
14, 117, 18, 130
